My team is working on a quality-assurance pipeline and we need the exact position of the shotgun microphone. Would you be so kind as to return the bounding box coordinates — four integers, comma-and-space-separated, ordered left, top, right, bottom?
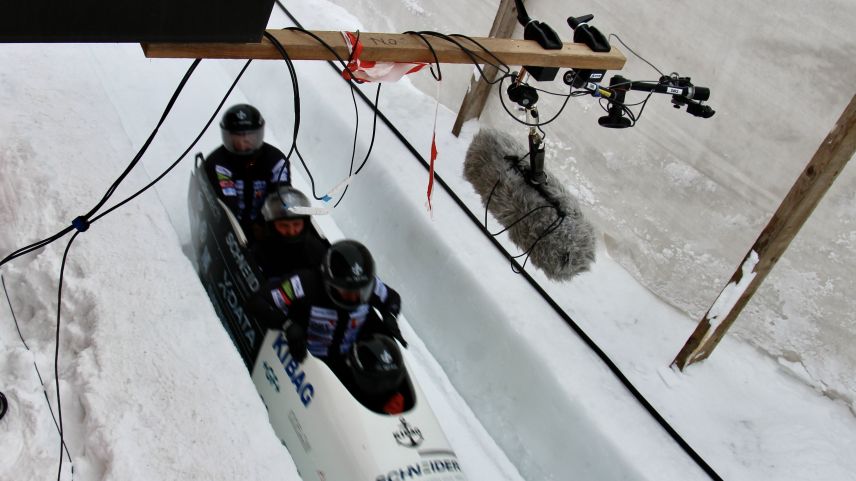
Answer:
463, 129, 596, 281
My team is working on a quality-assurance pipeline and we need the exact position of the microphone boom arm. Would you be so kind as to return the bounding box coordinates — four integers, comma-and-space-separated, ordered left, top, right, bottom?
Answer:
563, 73, 716, 127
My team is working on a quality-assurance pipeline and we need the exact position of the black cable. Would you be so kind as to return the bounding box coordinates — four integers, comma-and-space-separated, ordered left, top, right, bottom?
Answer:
532, 85, 576, 96
333, 83, 362, 208
448, 33, 512, 74
498, 75, 575, 127
265, 30, 343, 202
0, 59, 203, 270
402, 31, 443, 81
631, 90, 656, 123
54, 231, 79, 481
598, 87, 657, 128
509, 214, 564, 260
283, 27, 350, 69
0, 229, 74, 269
3, 50, 256, 481
484, 179, 567, 273
275, 20, 514, 205
274, 4, 723, 480
346, 30, 361, 65
510, 214, 564, 273
410, 31, 513, 82
335, 29, 368, 208
598, 97, 637, 125
1, 59, 205, 478
355, 84, 382, 175
397, 31, 581, 129
623, 97, 654, 107
2, 55, 238, 481
268, 27, 383, 205
372, 29, 511, 98
90, 60, 202, 218
90, 61, 253, 224
2, 275, 74, 466
282, 27, 383, 153
2, 275, 30, 350
484, 185, 556, 237
608, 34, 665, 76
263, 31, 321, 200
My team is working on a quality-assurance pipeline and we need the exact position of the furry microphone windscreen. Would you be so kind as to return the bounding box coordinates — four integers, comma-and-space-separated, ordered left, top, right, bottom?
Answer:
463, 129, 595, 281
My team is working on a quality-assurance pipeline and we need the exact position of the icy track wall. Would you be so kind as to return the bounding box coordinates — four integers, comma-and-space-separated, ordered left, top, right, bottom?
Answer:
322, 0, 856, 408
230, 61, 654, 481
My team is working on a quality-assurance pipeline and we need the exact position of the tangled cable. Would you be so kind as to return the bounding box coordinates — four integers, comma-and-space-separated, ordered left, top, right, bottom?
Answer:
0, 55, 254, 481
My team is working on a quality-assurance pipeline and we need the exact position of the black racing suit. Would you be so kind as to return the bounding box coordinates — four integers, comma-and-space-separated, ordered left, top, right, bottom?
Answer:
250, 227, 329, 280
203, 143, 290, 237
261, 270, 404, 361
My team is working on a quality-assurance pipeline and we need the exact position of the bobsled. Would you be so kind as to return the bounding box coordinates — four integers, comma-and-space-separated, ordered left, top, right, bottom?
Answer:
187, 156, 467, 481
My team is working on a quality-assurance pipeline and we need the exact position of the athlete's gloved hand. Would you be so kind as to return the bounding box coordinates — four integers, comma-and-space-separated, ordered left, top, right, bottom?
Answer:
382, 311, 408, 349
248, 293, 286, 330
283, 320, 308, 362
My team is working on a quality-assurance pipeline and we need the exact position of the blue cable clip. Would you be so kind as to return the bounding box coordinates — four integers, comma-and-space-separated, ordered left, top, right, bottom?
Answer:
71, 216, 90, 232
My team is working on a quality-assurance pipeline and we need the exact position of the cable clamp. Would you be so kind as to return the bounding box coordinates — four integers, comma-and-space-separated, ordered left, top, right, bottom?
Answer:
71, 216, 90, 232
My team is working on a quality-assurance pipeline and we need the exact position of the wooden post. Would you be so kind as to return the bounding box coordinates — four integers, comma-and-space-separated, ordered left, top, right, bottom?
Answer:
141, 29, 625, 70
673, 93, 856, 370
451, 0, 519, 136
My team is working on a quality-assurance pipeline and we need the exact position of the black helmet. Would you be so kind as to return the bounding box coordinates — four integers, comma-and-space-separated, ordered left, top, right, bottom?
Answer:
321, 240, 375, 309
261, 187, 311, 241
220, 104, 265, 155
261, 186, 311, 222
348, 334, 405, 398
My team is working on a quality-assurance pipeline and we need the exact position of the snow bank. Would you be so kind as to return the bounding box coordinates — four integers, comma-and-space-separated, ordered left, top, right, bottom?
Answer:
0, 43, 297, 481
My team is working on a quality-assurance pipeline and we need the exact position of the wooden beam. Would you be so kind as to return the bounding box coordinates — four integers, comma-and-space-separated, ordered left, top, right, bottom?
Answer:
452, 0, 519, 136
673, 93, 856, 370
141, 29, 626, 70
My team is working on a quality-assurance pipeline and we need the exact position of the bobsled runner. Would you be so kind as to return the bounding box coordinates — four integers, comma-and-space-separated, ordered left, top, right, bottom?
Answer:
187, 155, 467, 481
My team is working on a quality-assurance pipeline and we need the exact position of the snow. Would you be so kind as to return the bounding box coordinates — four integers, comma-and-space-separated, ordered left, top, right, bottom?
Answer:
2, 2, 856, 481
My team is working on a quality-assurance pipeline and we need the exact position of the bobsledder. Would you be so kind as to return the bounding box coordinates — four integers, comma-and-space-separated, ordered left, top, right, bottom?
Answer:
187, 155, 467, 481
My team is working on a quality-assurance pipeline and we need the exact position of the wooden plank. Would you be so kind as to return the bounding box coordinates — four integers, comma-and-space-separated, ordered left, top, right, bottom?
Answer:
673, 93, 856, 370
142, 29, 626, 70
452, 0, 519, 136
